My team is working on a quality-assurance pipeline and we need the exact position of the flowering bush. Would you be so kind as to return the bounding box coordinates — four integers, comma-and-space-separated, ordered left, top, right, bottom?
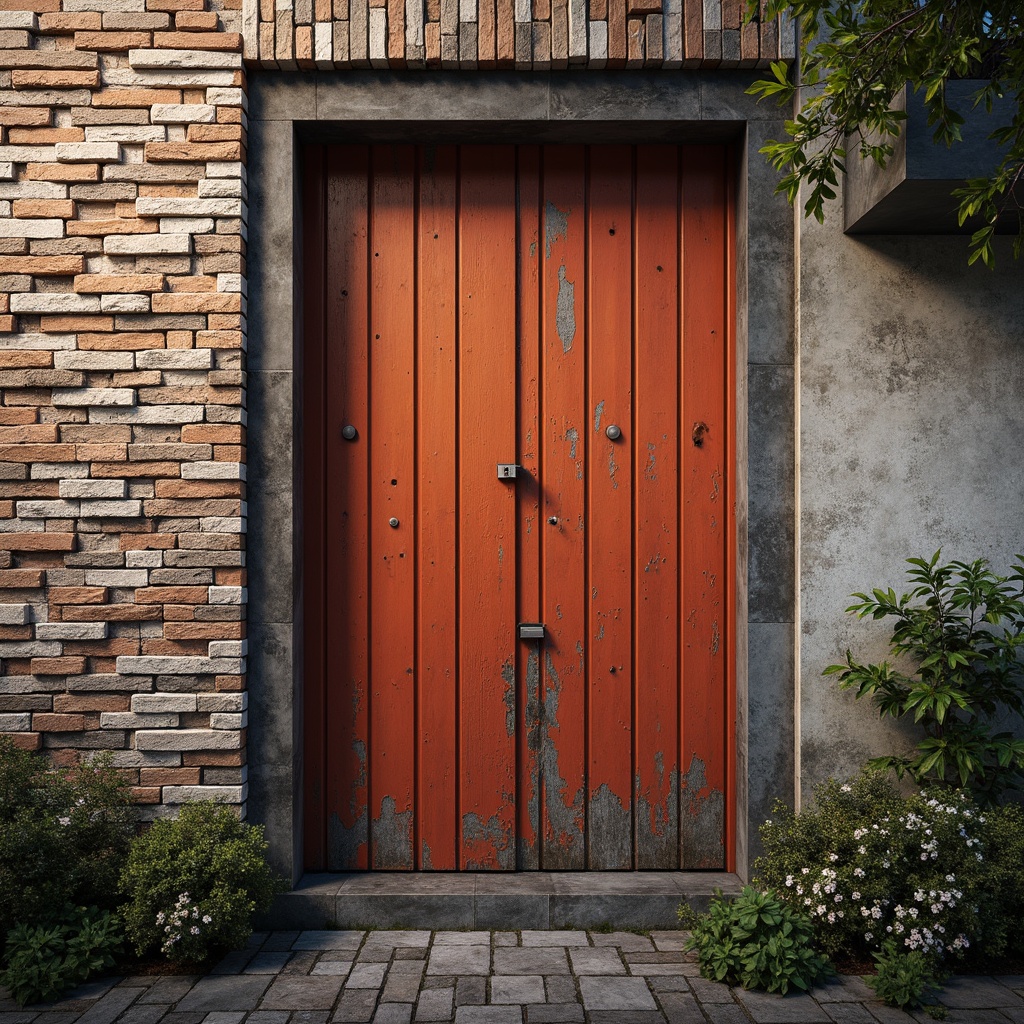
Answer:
120, 802, 285, 964
755, 772, 1024, 966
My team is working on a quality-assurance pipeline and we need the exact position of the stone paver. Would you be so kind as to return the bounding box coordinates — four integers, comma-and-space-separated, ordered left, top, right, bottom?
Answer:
0, 928, 1019, 1024
490, 977, 544, 1004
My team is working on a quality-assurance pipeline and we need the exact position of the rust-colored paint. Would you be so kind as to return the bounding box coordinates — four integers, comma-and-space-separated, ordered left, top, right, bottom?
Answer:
303, 143, 735, 871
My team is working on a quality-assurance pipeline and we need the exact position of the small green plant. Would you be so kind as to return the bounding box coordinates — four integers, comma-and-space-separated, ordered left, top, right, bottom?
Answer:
824, 552, 1024, 801
120, 802, 285, 964
866, 941, 943, 1011
1, 907, 122, 1007
682, 886, 831, 995
0, 741, 134, 942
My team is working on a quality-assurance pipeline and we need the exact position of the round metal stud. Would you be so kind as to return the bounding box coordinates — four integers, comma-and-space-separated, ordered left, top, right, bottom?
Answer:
342, 425, 358, 441
605, 424, 622, 441
389, 517, 400, 528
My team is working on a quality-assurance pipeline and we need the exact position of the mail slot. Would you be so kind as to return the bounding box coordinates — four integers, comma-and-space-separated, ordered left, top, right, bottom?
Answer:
518, 623, 545, 640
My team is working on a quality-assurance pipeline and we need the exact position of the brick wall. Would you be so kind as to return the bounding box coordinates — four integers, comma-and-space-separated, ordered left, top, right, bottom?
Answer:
0, 2, 248, 816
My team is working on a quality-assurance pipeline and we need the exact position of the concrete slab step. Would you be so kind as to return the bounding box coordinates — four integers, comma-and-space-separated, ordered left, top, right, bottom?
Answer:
262, 872, 743, 931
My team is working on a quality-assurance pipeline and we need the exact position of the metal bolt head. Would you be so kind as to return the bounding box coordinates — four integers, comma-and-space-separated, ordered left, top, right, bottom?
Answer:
389, 517, 399, 528
342, 425, 358, 441
605, 424, 622, 441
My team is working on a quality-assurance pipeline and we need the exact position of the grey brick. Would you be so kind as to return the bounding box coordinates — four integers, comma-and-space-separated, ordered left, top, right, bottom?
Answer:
294, 931, 365, 951
567, 949, 624, 976
373, 1007, 412, 1024
332, 989, 378, 1023
657, 991, 706, 1024
414, 988, 453, 1021
492, 950, 568, 977
453, 1010, 521, 1023
176, 977, 270, 1012
733, 987, 829, 1022
74, 987, 145, 1024
578, 977, 657, 1012
521, 933, 587, 948
428, 947, 490, 977
524, 1006, 583, 1023
261, 977, 344, 1011
490, 978, 543, 1005
455, 977, 486, 1006
381, 966, 422, 1003
348, 965, 389, 989
244, 953, 292, 974
543, 978, 576, 1004
137, 977, 201, 1004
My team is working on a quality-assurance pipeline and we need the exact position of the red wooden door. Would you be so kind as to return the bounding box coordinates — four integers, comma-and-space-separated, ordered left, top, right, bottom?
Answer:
302, 144, 735, 871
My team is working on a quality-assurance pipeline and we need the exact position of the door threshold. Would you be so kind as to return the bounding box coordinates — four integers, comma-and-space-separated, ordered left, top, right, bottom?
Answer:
263, 872, 743, 931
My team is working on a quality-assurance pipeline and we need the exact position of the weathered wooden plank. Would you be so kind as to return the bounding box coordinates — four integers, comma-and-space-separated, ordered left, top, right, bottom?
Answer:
368, 144, 417, 870
458, 146, 518, 870
633, 145, 681, 869
539, 146, 587, 870
416, 145, 459, 871
586, 145, 634, 870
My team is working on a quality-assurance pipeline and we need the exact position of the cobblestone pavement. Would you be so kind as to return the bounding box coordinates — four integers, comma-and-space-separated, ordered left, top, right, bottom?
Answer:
2, 930, 1022, 1024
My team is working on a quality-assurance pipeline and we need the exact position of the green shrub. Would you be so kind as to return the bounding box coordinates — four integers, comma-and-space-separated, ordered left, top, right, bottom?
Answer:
824, 552, 1024, 801
1, 907, 122, 1007
120, 802, 285, 963
756, 772, 1024, 966
681, 886, 832, 995
867, 941, 943, 1011
0, 741, 134, 941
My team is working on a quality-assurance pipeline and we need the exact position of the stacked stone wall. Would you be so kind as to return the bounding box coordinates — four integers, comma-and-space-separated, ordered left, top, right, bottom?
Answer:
0, 1, 248, 815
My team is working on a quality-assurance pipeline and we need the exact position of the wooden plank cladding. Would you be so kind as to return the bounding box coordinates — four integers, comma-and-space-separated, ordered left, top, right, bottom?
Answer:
241, 0, 794, 68
302, 144, 735, 872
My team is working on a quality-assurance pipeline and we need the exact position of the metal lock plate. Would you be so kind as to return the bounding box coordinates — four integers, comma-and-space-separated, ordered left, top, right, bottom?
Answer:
497, 464, 519, 480
518, 623, 545, 640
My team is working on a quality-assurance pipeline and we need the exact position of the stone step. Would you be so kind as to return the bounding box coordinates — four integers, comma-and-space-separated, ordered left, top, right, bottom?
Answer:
262, 872, 743, 931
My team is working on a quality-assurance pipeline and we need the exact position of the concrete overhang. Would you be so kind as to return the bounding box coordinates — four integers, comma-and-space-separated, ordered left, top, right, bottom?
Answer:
844, 80, 1018, 234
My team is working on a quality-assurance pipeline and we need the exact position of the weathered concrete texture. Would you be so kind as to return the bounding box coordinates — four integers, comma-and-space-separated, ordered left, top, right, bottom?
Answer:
799, 192, 1024, 798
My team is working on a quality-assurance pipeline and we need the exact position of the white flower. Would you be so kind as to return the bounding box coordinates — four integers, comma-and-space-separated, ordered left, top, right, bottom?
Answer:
853, 867, 865, 878
190, 926, 200, 935
828, 853, 839, 863
202, 915, 212, 924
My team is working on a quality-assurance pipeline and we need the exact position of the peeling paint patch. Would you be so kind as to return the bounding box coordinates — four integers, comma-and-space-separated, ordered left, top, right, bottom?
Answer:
566, 425, 579, 460
645, 442, 657, 481
588, 783, 632, 869
608, 448, 619, 489
501, 658, 516, 738
556, 265, 577, 353
542, 650, 585, 866
711, 620, 720, 655
518, 647, 542, 869
634, 759, 680, 869
545, 201, 569, 259
421, 841, 433, 871
462, 811, 515, 870
529, 240, 537, 259
594, 400, 605, 432
328, 807, 368, 871
681, 755, 725, 869
710, 468, 721, 501
372, 795, 413, 870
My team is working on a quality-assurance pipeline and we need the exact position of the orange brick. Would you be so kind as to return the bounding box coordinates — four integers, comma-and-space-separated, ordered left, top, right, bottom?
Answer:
153, 30, 241, 49
186, 124, 244, 144
8, 128, 85, 143
0, 444, 75, 462
183, 749, 245, 766
62, 604, 161, 621
32, 712, 86, 730
60, 424, 129, 442
74, 30, 152, 49
66, 219, 161, 236
0, 534, 75, 551
167, 275, 215, 293
0, 733, 41, 750
154, 480, 243, 498
49, 587, 108, 604
0, 355, 55, 373
74, 274, 166, 294
0, 570, 44, 588
181, 424, 243, 443
144, 141, 242, 162
216, 568, 245, 586
152, 293, 240, 314
41, 316, 114, 332
174, 10, 217, 28
0, 255, 83, 276
164, 622, 244, 640
92, 87, 181, 107
136, 586, 208, 604
11, 69, 100, 88
30, 662, 86, 679
0, 107, 51, 126
0, 0, 61, 11
12, 199, 76, 219
92, 461, 178, 477
148, 0, 206, 10
0, 409, 38, 424
0, 316, 14, 333
0, 625, 32, 640
196, 330, 242, 349
64, 638, 138, 656
78, 332, 164, 350
24, 163, 100, 182
78, 443, 127, 461
130, 787, 162, 804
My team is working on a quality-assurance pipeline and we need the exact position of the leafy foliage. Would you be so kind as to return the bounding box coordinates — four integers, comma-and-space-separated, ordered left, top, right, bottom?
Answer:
756, 772, 1024, 967
0, 741, 134, 943
681, 886, 832, 994
745, 0, 1024, 266
120, 802, 286, 964
867, 941, 943, 1010
1, 907, 122, 1007
824, 552, 1024, 800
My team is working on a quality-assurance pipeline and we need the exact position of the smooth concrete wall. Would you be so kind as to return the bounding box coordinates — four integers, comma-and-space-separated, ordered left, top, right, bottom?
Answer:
246, 71, 798, 881
798, 194, 1024, 801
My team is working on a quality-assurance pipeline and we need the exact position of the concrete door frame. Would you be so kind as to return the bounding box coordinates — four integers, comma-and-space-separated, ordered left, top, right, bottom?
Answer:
246, 70, 798, 884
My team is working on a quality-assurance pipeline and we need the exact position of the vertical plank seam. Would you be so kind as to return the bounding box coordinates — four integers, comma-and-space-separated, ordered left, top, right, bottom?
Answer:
581, 143, 591, 869
675, 146, 684, 870
365, 146, 375, 868
629, 144, 638, 869
412, 147, 422, 869
453, 145, 462, 868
